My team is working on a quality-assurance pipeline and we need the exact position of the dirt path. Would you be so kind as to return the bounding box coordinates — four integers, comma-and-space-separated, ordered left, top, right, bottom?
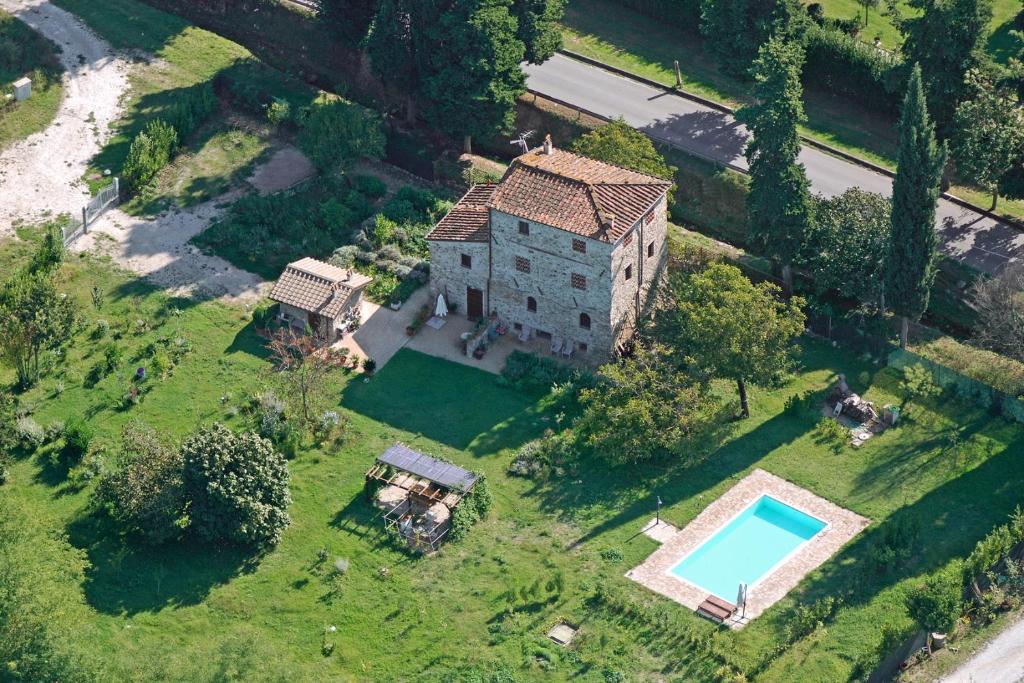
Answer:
74, 193, 268, 304
940, 614, 1024, 683
0, 0, 130, 234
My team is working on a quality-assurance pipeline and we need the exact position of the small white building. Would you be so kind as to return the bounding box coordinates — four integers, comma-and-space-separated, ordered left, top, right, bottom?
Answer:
12, 77, 31, 102
268, 257, 371, 342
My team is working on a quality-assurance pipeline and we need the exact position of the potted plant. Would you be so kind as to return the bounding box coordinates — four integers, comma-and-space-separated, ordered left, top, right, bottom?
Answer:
362, 357, 377, 375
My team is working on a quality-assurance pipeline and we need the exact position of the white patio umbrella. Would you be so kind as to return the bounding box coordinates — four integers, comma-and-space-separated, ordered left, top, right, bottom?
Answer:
435, 293, 449, 318
737, 582, 748, 618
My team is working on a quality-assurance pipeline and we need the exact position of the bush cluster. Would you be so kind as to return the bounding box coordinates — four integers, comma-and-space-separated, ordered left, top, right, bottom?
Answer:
803, 25, 905, 116
499, 350, 587, 393
121, 83, 218, 194
448, 475, 492, 543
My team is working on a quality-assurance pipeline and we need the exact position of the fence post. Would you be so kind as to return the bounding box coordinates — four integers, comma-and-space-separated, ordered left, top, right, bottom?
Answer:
114, 177, 120, 201
82, 207, 89, 233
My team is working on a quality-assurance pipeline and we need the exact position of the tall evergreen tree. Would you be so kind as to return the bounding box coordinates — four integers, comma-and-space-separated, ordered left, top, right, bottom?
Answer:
320, 0, 379, 44
512, 0, 565, 64
366, 0, 421, 122
886, 65, 948, 348
423, 0, 526, 153
699, 0, 808, 78
897, 0, 993, 137
739, 37, 814, 292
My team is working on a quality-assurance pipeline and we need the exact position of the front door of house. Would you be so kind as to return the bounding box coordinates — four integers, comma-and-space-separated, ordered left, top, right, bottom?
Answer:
466, 287, 484, 319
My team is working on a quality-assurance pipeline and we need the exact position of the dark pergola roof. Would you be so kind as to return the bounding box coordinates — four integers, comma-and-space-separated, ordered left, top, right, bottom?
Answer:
377, 444, 478, 492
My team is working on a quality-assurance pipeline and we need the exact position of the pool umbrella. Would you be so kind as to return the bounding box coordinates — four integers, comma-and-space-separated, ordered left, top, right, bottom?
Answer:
435, 293, 448, 318
737, 582, 748, 618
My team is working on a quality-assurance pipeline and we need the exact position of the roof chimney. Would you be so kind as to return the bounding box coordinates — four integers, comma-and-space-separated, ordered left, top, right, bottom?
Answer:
542, 133, 553, 155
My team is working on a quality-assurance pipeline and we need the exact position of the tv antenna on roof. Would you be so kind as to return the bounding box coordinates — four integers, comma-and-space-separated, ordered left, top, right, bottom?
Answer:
509, 130, 535, 155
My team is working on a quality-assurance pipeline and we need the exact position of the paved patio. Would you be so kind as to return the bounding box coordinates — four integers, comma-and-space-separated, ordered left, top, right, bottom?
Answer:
625, 469, 869, 628
332, 286, 431, 369
406, 313, 591, 375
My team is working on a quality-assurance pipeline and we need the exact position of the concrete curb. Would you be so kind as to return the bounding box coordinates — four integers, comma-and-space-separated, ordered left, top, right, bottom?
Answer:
554, 49, 1024, 233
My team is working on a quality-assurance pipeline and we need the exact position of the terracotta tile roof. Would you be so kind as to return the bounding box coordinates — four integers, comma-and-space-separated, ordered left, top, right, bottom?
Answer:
489, 147, 671, 242
269, 257, 371, 319
425, 184, 496, 242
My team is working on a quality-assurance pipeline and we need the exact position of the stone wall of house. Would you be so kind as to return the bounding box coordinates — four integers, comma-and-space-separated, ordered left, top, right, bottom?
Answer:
427, 240, 490, 315
278, 303, 310, 328
609, 195, 668, 347
489, 209, 616, 356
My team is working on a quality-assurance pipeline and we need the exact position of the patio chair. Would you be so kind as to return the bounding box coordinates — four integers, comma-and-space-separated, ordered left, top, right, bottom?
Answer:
561, 341, 574, 358
550, 336, 563, 355
518, 324, 532, 342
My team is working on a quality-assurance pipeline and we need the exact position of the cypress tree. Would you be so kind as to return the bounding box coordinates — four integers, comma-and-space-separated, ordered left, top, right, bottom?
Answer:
422, 0, 526, 153
886, 64, 948, 348
739, 37, 814, 293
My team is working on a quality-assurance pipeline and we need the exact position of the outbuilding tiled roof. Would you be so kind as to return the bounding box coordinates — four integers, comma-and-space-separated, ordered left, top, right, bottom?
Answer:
489, 146, 671, 242
425, 184, 496, 242
269, 257, 371, 319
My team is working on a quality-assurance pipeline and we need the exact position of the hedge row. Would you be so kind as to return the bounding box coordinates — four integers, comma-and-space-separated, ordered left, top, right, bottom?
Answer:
602, 0, 905, 115
803, 24, 905, 115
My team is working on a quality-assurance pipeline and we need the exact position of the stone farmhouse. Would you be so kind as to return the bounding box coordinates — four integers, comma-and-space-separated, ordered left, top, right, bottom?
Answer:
425, 137, 672, 357
269, 257, 371, 342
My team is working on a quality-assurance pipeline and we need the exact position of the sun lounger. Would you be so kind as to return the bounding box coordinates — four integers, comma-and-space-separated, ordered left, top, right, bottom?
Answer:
551, 336, 563, 354
561, 341, 573, 358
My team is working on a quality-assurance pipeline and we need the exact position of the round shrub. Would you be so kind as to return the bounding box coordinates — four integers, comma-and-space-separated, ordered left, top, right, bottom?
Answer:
61, 416, 94, 466
181, 423, 291, 548
351, 174, 387, 199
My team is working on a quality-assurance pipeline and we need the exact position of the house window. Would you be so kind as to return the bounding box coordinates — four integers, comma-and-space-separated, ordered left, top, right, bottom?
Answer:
515, 256, 531, 273
578, 342, 588, 352
461, 253, 472, 269
625, 264, 632, 281
527, 296, 537, 312
518, 220, 530, 235
648, 242, 655, 258
579, 312, 591, 329
624, 233, 633, 247
536, 329, 552, 340
571, 273, 586, 290
572, 238, 587, 254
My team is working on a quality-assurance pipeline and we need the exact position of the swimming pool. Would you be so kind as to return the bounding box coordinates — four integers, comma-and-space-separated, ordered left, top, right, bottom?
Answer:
669, 495, 827, 602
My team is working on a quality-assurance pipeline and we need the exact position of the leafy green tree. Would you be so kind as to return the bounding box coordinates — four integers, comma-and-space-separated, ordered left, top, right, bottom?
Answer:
570, 118, 676, 181
899, 363, 941, 412
182, 423, 291, 548
28, 222, 65, 275
952, 70, 1024, 210
969, 261, 1024, 362
94, 421, 186, 544
297, 96, 386, 172
905, 561, 964, 650
512, 0, 565, 63
886, 65, 948, 348
320, 0, 378, 43
422, 0, 526, 153
802, 188, 891, 306
0, 500, 98, 682
366, 0, 422, 122
739, 37, 814, 293
575, 343, 725, 464
656, 263, 806, 418
897, 0, 993, 136
700, 0, 808, 77
0, 269, 80, 389
0, 391, 16, 484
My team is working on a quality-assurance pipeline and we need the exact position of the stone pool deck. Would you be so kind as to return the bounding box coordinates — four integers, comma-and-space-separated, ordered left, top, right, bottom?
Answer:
625, 468, 869, 628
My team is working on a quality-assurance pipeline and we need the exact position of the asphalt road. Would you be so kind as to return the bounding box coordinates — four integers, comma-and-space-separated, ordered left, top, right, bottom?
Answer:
940, 615, 1024, 683
524, 54, 1024, 276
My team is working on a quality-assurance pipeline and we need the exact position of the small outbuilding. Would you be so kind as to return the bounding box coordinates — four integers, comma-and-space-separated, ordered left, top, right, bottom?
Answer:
365, 443, 479, 552
269, 257, 371, 343
12, 77, 31, 102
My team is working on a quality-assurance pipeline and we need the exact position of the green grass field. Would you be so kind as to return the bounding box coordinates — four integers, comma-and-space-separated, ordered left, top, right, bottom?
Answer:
0, 11, 64, 151
3, 223, 1023, 680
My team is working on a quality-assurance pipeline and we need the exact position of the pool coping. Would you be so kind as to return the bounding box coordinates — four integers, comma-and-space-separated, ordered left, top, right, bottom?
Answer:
624, 469, 870, 629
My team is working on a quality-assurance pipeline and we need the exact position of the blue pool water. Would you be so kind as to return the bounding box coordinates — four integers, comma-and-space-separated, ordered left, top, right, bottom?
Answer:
669, 496, 826, 602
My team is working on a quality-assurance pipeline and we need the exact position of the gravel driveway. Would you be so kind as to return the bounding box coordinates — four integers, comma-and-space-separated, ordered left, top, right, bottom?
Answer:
0, 0, 129, 234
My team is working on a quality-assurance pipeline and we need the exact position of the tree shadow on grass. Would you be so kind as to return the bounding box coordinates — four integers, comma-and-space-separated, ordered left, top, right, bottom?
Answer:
67, 512, 259, 616
340, 349, 549, 454
790, 429, 1024, 619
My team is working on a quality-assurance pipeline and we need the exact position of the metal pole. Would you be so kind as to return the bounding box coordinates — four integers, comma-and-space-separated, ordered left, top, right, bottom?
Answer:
656, 496, 662, 525
82, 207, 88, 233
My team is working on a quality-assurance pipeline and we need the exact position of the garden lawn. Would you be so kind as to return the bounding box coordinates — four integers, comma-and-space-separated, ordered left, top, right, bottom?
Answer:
2, 228, 1023, 680
0, 10, 64, 150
